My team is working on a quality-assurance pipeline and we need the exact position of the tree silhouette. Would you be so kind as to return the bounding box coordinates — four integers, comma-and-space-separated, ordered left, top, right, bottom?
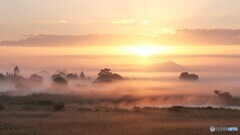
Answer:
179, 72, 199, 80
95, 68, 123, 83
66, 73, 78, 80
214, 90, 233, 105
28, 74, 43, 83
14, 66, 20, 76
0, 73, 6, 81
98, 68, 112, 76
80, 71, 85, 79
52, 75, 68, 86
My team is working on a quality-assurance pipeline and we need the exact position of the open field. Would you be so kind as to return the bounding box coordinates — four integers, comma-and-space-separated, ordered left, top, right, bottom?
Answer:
0, 94, 239, 135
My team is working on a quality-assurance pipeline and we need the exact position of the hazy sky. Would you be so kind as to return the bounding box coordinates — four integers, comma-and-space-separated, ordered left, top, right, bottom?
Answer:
1, 0, 240, 40
1, 0, 240, 69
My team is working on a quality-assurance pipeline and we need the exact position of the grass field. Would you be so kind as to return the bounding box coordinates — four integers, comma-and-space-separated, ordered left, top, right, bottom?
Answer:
0, 94, 239, 135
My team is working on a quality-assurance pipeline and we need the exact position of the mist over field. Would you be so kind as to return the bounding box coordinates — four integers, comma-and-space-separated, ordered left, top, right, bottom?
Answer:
1, 59, 240, 108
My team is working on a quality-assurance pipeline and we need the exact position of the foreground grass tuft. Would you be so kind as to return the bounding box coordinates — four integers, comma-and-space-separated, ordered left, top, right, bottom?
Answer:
53, 103, 65, 111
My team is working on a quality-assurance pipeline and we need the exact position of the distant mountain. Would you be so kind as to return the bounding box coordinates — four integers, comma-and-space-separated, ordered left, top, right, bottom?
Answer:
146, 60, 189, 72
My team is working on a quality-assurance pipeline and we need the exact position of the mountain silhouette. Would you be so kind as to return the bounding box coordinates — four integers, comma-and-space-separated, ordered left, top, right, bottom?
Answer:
146, 60, 189, 72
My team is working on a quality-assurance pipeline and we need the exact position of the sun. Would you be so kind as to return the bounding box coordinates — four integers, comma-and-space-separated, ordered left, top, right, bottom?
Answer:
124, 46, 158, 57
134, 46, 155, 56
120, 45, 174, 57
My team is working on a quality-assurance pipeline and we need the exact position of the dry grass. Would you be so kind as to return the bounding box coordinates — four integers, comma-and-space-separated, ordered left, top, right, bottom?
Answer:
0, 94, 239, 135
0, 109, 239, 135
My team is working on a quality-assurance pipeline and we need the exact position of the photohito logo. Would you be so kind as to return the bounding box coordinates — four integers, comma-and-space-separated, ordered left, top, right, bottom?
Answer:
210, 126, 216, 132
210, 126, 238, 132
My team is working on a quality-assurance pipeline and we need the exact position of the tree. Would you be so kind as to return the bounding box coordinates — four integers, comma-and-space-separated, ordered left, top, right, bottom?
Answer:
28, 74, 43, 83
214, 90, 233, 105
98, 68, 112, 76
52, 74, 60, 80
66, 73, 78, 80
214, 90, 221, 95
55, 70, 67, 77
179, 72, 199, 80
79, 71, 85, 79
14, 66, 20, 76
95, 68, 123, 83
52, 75, 68, 86
11, 75, 25, 83
0, 73, 6, 81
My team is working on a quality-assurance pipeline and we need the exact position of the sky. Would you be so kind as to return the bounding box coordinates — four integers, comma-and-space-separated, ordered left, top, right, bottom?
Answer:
1, 0, 240, 40
1, 0, 240, 69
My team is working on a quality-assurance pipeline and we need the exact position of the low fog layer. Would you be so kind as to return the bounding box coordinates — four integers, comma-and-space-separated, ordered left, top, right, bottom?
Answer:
0, 66, 240, 108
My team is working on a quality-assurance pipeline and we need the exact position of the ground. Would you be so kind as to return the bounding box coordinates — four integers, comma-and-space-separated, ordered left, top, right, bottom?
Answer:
0, 94, 239, 135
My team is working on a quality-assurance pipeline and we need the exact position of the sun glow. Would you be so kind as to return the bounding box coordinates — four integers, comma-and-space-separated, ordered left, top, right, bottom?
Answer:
122, 46, 159, 57
134, 46, 155, 56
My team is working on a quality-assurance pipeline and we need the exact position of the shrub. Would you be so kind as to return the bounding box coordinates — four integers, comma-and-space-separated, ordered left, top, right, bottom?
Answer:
132, 106, 141, 112
206, 106, 213, 110
168, 106, 185, 112
53, 103, 65, 111
37, 100, 54, 106
0, 104, 5, 111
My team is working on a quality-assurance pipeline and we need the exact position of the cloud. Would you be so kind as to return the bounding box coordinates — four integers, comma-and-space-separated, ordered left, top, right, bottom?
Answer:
1, 29, 240, 47
0, 34, 162, 47
58, 20, 69, 24
158, 54, 240, 59
0, 34, 144, 47
111, 19, 135, 24
141, 20, 149, 25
